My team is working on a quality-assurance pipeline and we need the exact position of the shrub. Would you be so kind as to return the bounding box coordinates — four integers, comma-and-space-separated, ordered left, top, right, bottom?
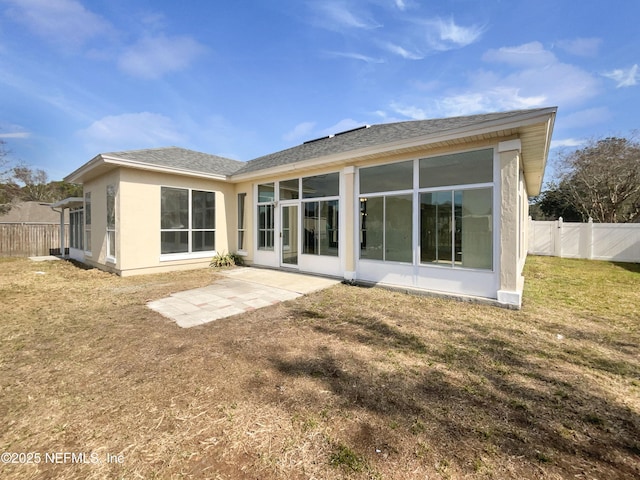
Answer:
210, 252, 243, 268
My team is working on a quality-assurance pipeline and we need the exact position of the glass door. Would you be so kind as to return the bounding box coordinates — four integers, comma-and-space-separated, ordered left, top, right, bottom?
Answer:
281, 204, 298, 266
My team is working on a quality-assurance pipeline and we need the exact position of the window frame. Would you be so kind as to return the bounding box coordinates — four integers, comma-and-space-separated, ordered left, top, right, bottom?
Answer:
160, 186, 216, 259
257, 183, 275, 251
237, 192, 247, 252
106, 185, 116, 263
418, 184, 494, 270
357, 148, 495, 271
69, 207, 84, 250
301, 173, 340, 257
84, 192, 91, 255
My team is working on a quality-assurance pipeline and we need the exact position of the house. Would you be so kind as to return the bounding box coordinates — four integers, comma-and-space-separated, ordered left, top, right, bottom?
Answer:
55, 107, 557, 308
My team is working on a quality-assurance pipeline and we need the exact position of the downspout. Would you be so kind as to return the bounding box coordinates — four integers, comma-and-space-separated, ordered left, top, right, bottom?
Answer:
51, 206, 65, 257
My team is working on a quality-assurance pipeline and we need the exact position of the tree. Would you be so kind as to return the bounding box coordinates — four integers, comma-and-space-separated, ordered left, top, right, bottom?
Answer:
553, 135, 640, 223
0, 140, 82, 212
529, 182, 584, 221
0, 140, 18, 214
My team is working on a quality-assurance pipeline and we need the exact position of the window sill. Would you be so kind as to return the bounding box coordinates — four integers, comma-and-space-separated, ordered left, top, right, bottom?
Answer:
160, 251, 216, 262
237, 250, 248, 256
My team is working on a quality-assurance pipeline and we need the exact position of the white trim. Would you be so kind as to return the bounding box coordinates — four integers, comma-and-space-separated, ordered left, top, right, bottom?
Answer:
498, 139, 522, 153
497, 289, 522, 308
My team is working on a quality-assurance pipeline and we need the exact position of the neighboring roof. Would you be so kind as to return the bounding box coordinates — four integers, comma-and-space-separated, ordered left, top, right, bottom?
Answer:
0, 201, 69, 223
65, 147, 245, 183
65, 108, 556, 194
50, 197, 84, 209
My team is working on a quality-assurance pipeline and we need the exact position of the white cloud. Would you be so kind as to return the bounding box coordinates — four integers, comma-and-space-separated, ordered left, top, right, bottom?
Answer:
325, 51, 385, 63
391, 42, 600, 119
321, 118, 363, 135
602, 64, 638, 88
77, 112, 185, 153
118, 34, 206, 79
283, 121, 316, 142
384, 42, 423, 60
312, 2, 381, 30
551, 138, 584, 149
483, 41, 556, 67
394, 0, 406, 10
423, 17, 485, 51
4, 0, 110, 50
0, 123, 31, 139
557, 37, 601, 57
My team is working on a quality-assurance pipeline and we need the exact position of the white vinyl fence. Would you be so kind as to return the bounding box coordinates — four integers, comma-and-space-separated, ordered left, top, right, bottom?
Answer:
528, 218, 640, 263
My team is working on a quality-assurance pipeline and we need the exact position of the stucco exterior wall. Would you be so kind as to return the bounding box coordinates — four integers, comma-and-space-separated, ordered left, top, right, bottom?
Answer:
99, 168, 237, 276
82, 169, 120, 273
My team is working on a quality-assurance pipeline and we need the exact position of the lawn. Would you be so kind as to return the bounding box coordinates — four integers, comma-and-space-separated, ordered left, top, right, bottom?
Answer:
0, 256, 638, 479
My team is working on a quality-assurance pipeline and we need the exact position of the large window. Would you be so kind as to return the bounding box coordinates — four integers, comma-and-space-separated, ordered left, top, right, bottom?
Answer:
84, 192, 91, 253
420, 188, 492, 269
419, 149, 493, 188
358, 150, 494, 270
359, 161, 413, 263
360, 195, 413, 262
303, 200, 339, 256
257, 183, 274, 250
161, 187, 215, 255
302, 173, 339, 256
106, 185, 116, 260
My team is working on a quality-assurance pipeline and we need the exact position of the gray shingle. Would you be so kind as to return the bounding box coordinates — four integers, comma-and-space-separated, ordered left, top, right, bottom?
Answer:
233, 108, 552, 176
104, 147, 245, 176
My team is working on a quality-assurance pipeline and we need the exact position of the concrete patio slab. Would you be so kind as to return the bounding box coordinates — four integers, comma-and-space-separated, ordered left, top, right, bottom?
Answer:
147, 267, 340, 328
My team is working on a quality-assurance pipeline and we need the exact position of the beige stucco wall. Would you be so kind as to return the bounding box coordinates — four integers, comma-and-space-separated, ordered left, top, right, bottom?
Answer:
84, 168, 233, 276
82, 169, 120, 273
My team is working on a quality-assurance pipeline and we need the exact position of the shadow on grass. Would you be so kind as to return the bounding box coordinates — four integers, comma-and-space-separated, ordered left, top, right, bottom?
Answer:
267, 308, 640, 478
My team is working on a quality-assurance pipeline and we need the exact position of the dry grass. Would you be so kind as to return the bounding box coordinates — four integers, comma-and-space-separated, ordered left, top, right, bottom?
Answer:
0, 255, 639, 479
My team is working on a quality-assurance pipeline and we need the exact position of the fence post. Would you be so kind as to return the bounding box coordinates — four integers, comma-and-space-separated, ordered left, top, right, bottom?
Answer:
585, 217, 594, 259
555, 217, 563, 257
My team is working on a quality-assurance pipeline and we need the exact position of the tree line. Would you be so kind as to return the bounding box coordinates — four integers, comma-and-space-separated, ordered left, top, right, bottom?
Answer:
531, 135, 640, 223
0, 139, 82, 215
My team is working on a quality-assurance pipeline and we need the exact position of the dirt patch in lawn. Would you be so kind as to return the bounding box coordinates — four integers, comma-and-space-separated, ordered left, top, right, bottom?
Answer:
1, 256, 639, 479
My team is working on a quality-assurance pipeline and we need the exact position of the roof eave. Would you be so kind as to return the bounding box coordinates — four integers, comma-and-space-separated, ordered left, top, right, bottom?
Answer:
65, 154, 230, 183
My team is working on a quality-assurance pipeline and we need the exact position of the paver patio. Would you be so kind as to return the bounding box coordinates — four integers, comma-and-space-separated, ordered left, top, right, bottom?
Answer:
147, 267, 340, 328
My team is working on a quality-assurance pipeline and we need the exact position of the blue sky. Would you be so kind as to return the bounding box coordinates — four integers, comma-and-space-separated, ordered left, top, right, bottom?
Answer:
0, 0, 638, 184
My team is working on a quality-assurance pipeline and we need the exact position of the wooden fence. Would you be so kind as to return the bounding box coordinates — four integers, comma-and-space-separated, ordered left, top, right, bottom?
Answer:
0, 223, 69, 257
528, 218, 640, 263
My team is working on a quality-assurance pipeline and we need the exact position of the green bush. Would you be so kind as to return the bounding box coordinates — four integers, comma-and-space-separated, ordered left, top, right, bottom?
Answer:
210, 252, 244, 268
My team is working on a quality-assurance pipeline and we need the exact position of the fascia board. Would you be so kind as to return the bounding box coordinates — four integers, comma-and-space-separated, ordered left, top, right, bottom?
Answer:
64, 154, 104, 183
101, 156, 229, 181
231, 108, 558, 182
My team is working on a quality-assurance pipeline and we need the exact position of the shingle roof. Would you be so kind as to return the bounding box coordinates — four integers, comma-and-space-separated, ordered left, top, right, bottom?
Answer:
233, 108, 554, 176
0, 201, 67, 223
103, 147, 245, 176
